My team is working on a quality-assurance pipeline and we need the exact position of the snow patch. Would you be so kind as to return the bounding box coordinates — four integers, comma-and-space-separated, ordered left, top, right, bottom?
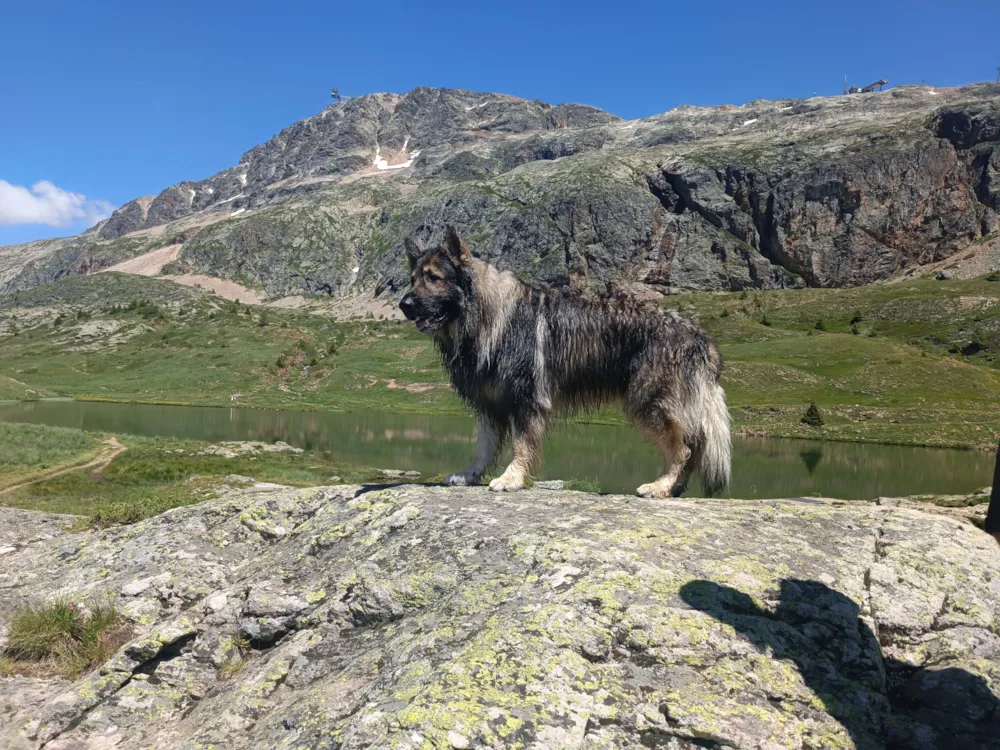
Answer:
207, 194, 247, 208
239, 173, 248, 187
372, 143, 420, 171
780, 106, 794, 111
741, 118, 758, 127
231, 208, 246, 216
464, 102, 489, 111
187, 189, 197, 201
351, 266, 360, 274
927, 89, 938, 96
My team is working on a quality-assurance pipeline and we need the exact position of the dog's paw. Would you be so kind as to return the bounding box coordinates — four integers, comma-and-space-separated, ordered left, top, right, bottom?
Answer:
488, 473, 525, 492
636, 482, 673, 499
444, 472, 480, 487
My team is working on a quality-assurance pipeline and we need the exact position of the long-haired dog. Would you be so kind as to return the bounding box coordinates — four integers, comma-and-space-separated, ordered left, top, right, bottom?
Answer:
399, 227, 731, 497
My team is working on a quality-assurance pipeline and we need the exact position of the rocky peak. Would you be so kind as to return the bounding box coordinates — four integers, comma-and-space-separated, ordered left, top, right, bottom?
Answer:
96, 87, 619, 241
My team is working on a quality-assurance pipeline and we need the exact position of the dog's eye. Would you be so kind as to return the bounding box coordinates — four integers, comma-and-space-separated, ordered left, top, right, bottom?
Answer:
425, 273, 440, 282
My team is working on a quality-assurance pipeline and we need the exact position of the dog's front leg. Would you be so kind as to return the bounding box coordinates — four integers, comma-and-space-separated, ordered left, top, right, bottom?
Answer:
445, 414, 505, 486
489, 412, 546, 492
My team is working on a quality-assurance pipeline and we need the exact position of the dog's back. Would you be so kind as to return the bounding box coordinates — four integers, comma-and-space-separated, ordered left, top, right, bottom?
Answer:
401, 227, 731, 497
540, 291, 730, 495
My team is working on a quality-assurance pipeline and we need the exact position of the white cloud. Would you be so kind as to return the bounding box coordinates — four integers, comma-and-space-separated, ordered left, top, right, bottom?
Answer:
0, 180, 116, 227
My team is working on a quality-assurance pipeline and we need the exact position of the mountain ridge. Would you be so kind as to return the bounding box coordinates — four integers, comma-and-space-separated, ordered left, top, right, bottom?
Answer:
2, 83, 998, 300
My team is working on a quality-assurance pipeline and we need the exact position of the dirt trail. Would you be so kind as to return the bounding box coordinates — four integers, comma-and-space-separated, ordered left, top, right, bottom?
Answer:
0, 437, 127, 497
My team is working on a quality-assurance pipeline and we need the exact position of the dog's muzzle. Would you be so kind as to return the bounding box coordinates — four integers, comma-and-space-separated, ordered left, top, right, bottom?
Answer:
399, 294, 417, 320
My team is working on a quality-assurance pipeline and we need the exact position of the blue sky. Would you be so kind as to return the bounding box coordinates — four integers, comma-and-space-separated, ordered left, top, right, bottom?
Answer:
1, 0, 997, 246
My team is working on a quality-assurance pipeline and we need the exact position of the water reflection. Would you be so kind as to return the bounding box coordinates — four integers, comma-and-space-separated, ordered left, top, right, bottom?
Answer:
0, 401, 991, 499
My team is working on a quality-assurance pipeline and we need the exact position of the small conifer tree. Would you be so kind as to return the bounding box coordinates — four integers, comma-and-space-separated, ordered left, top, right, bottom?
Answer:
801, 401, 824, 427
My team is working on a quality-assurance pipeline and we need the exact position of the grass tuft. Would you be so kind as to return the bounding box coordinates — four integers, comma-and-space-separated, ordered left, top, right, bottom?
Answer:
3, 599, 131, 678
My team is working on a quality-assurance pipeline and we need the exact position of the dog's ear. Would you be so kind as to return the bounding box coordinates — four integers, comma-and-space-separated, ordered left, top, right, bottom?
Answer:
404, 238, 423, 270
442, 225, 472, 266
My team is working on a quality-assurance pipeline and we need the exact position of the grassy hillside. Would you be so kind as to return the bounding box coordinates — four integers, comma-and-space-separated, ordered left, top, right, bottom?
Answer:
0, 273, 999, 449
669, 276, 1000, 449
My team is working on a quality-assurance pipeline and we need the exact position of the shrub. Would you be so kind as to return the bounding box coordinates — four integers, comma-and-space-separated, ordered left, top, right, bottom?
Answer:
815, 318, 826, 331
719, 309, 730, 318
850, 310, 864, 325
760, 313, 772, 327
851, 323, 860, 335
801, 401, 825, 427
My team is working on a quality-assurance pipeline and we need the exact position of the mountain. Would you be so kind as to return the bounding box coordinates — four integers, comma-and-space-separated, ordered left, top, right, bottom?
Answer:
1, 84, 999, 300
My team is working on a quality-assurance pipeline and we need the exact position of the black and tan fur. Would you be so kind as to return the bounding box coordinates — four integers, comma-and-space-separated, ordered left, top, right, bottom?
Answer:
399, 227, 731, 497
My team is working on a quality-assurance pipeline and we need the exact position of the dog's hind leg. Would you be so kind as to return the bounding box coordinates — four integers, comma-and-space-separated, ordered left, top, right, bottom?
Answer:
489, 411, 547, 492
445, 414, 507, 486
670, 443, 701, 497
635, 416, 692, 500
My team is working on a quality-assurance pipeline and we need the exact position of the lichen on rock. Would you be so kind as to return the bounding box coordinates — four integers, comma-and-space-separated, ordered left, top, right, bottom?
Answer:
0, 485, 998, 749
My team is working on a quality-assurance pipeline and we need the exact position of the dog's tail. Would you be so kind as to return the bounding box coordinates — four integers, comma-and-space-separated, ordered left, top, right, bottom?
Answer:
696, 381, 731, 497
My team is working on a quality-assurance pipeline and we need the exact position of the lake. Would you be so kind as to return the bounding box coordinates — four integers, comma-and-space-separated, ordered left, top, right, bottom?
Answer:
0, 400, 992, 499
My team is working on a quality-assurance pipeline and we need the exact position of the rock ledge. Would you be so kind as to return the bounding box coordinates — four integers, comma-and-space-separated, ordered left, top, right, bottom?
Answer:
1, 485, 998, 749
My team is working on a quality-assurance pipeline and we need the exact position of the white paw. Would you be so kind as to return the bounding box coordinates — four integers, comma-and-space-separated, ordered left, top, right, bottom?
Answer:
444, 472, 479, 487
488, 473, 525, 492
636, 482, 672, 499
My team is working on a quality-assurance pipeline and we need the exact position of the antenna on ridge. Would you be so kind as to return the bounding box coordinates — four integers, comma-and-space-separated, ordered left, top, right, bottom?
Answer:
330, 88, 342, 102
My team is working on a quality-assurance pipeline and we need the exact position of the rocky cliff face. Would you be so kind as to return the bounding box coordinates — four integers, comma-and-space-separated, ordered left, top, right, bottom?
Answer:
2, 483, 999, 749
2, 84, 999, 299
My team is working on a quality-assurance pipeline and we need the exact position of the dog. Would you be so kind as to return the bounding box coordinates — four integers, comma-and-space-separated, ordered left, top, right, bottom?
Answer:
399, 226, 731, 498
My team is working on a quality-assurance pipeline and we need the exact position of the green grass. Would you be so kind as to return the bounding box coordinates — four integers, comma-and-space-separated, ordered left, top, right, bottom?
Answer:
2, 599, 131, 678
0, 422, 102, 489
2, 272, 1000, 449
0, 274, 457, 415
0, 433, 391, 525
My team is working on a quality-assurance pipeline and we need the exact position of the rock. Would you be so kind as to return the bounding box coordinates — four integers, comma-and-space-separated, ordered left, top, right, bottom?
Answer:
534, 479, 565, 490
204, 592, 228, 613
380, 469, 420, 480
4, 85, 1000, 298
0, 485, 998, 748
0, 508, 80, 550
120, 578, 153, 597
327, 476, 342, 483
937, 269, 954, 280
199, 441, 303, 458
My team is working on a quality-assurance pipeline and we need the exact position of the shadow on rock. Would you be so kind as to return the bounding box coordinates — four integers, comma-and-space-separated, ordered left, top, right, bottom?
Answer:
679, 579, 1000, 749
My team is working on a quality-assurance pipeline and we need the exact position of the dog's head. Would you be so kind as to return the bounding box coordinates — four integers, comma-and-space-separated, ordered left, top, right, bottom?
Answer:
399, 227, 473, 334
